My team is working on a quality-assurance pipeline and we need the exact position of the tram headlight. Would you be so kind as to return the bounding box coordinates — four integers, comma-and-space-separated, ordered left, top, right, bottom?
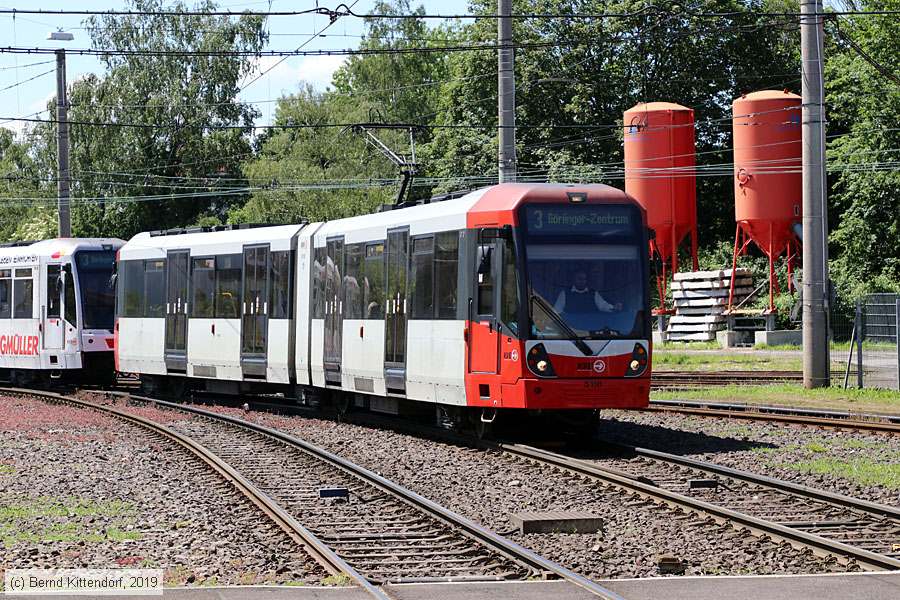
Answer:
527, 344, 556, 378
625, 343, 649, 377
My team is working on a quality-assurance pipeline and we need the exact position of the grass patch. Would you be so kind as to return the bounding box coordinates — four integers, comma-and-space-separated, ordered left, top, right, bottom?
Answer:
653, 351, 803, 371
803, 441, 829, 453
0, 497, 139, 548
842, 439, 881, 450
107, 528, 142, 542
750, 446, 781, 455
656, 341, 722, 350
787, 458, 900, 489
0, 523, 142, 547
651, 383, 900, 414
829, 340, 897, 352
0, 464, 14, 475
0, 497, 134, 520
322, 574, 353, 586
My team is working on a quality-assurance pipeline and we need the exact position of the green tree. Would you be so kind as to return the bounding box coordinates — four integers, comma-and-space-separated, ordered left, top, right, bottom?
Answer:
233, 1, 450, 222
230, 87, 396, 224
0, 129, 53, 241
28, 0, 266, 239
826, 0, 900, 298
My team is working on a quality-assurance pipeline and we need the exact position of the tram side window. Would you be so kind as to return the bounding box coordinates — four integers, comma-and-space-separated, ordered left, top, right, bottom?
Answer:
364, 242, 384, 319
119, 260, 144, 317
215, 254, 241, 319
143, 260, 166, 317
344, 244, 364, 319
434, 231, 460, 319
410, 237, 434, 319
312, 246, 326, 319
0, 269, 10, 318
269, 251, 292, 319
47, 265, 61, 319
13, 268, 34, 319
192, 258, 215, 318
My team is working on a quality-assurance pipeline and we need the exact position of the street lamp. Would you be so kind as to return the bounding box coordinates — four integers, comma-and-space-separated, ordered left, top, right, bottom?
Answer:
47, 31, 74, 42
46, 30, 73, 237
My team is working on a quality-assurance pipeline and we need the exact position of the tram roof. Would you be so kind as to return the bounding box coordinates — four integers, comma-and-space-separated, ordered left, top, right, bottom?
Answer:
0, 238, 123, 261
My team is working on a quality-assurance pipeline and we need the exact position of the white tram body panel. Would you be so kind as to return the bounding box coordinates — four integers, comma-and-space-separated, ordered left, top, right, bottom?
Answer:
0, 238, 122, 379
307, 190, 483, 404
116, 225, 304, 384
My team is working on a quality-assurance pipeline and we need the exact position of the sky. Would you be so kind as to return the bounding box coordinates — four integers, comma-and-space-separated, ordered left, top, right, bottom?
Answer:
0, 0, 470, 137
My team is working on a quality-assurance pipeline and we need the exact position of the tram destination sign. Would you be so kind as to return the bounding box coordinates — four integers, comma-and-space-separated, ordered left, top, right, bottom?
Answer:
524, 205, 634, 236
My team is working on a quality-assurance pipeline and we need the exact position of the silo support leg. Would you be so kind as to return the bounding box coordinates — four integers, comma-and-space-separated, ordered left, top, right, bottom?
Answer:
691, 225, 699, 271
727, 224, 742, 311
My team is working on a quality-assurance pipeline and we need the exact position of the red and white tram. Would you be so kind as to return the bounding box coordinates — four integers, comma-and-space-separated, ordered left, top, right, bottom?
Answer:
0, 238, 122, 385
115, 183, 651, 424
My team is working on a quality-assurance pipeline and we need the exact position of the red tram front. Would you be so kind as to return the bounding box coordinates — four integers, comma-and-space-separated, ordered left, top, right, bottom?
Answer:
463, 184, 651, 413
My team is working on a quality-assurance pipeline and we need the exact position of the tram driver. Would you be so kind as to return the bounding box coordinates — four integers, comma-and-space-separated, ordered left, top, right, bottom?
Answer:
553, 269, 622, 314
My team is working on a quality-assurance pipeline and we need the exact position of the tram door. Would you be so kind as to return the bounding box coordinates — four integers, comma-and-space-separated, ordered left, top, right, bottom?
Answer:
43, 265, 64, 350
323, 238, 344, 385
384, 229, 409, 393
469, 235, 500, 374
164, 250, 189, 372
241, 244, 270, 378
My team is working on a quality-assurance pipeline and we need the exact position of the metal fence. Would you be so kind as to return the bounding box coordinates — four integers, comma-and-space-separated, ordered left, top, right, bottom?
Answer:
834, 293, 900, 391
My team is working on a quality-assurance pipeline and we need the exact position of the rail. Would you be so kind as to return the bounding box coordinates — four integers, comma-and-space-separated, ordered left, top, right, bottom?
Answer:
651, 370, 803, 389
0, 387, 386, 599
108, 391, 627, 600
647, 399, 900, 433
497, 442, 900, 572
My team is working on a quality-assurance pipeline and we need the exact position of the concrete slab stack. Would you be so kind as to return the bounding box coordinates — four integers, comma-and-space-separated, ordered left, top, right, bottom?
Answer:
666, 268, 752, 341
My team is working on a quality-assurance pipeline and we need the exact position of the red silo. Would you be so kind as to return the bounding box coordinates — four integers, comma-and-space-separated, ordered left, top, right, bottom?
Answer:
729, 90, 802, 312
624, 102, 699, 312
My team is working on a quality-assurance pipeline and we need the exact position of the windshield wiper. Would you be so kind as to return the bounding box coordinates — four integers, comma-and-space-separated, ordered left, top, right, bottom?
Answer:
531, 294, 594, 357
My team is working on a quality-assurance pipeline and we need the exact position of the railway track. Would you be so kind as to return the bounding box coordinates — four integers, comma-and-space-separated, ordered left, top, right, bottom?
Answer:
647, 399, 900, 433
497, 441, 900, 572
37, 388, 622, 599
651, 370, 803, 389
296, 404, 900, 572
2, 387, 383, 598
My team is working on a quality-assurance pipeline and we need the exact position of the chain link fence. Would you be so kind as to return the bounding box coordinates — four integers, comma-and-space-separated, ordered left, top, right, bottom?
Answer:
833, 293, 900, 391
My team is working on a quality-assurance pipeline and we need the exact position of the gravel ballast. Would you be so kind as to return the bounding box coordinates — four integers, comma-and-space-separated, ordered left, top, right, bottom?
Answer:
597, 410, 900, 508
182, 402, 855, 580
0, 395, 325, 586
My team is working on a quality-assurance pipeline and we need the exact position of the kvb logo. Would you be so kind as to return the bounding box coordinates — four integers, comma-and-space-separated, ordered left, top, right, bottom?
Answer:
592, 359, 606, 374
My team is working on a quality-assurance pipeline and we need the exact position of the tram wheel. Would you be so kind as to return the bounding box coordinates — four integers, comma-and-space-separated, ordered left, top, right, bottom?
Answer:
436, 405, 464, 431
335, 393, 352, 421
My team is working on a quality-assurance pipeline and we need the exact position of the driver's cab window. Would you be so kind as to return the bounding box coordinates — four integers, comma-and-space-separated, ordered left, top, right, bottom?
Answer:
500, 241, 519, 332
475, 242, 494, 315
64, 269, 77, 326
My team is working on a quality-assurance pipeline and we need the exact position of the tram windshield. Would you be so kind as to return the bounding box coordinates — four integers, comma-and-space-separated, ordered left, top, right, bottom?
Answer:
75, 250, 117, 330
522, 204, 646, 340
